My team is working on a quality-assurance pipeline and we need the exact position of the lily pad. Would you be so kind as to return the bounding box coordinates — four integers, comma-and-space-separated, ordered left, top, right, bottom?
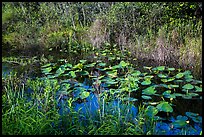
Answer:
183, 70, 192, 75
185, 112, 199, 118
85, 62, 96, 68
159, 84, 169, 88
79, 71, 89, 76
185, 112, 202, 123
80, 91, 90, 99
132, 70, 141, 76
156, 102, 173, 112
142, 95, 152, 100
161, 79, 168, 83
182, 84, 194, 90
152, 66, 165, 71
73, 63, 83, 69
175, 73, 184, 79
167, 67, 175, 71
195, 86, 202, 92
42, 67, 52, 74
172, 119, 187, 128
173, 93, 183, 97
145, 106, 158, 117
167, 84, 179, 89
69, 71, 76, 78
142, 86, 157, 95
158, 73, 168, 78
79, 59, 87, 64
122, 97, 138, 102
98, 62, 106, 67
106, 70, 117, 78
162, 90, 171, 96
144, 75, 154, 79
182, 95, 192, 99
56, 66, 66, 75
141, 80, 151, 85
119, 60, 129, 67
65, 63, 73, 68
176, 115, 188, 121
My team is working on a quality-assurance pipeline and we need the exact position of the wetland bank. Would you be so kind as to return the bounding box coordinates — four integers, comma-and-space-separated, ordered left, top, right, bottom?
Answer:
2, 2, 202, 135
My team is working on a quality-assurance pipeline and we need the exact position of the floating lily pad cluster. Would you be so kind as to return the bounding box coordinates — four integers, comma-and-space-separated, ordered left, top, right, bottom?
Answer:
41, 58, 202, 124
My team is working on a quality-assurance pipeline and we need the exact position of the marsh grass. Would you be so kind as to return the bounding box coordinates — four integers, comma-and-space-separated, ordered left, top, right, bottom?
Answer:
2, 73, 155, 135
2, 62, 202, 135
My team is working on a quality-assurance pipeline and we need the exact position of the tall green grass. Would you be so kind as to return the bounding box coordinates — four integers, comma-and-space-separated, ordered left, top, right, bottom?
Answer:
2, 72, 158, 135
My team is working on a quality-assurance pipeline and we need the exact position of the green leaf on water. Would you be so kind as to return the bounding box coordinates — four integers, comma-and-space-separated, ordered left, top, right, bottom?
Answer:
185, 112, 201, 123
176, 115, 188, 121
65, 63, 73, 68
80, 91, 90, 99
56, 66, 65, 75
191, 116, 202, 123
167, 67, 175, 71
42, 67, 52, 74
142, 95, 152, 100
142, 86, 156, 95
165, 94, 176, 99
79, 71, 89, 75
187, 93, 199, 97
79, 59, 87, 64
144, 75, 154, 79
143, 66, 152, 70
73, 63, 83, 69
195, 86, 202, 92
69, 71, 76, 78
119, 60, 129, 67
175, 73, 184, 79
85, 62, 96, 68
172, 119, 187, 128
159, 84, 169, 88
162, 90, 171, 96
158, 73, 168, 78
122, 97, 138, 102
41, 63, 52, 68
156, 101, 173, 112
182, 95, 192, 99
152, 66, 165, 71
112, 65, 120, 69
174, 80, 183, 83
106, 70, 117, 78
132, 70, 141, 76
145, 106, 158, 117
183, 70, 192, 75
173, 93, 183, 97
185, 79, 194, 82
167, 77, 175, 82
98, 62, 106, 67
161, 79, 168, 83
182, 84, 194, 90
185, 112, 199, 118
168, 84, 179, 89
141, 80, 151, 85
47, 75, 56, 79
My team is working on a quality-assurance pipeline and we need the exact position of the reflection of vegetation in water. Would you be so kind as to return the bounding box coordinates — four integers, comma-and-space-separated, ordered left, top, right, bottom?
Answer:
2, 2, 202, 135
2, 41, 202, 135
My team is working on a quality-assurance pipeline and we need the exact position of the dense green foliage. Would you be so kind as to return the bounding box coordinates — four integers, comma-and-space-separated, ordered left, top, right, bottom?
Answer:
2, 53, 202, 134
2, 2, 202, 135
2, 2, 202, 78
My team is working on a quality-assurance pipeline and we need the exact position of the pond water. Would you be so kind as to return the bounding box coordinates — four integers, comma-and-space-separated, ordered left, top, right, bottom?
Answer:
2, 62, 202, 135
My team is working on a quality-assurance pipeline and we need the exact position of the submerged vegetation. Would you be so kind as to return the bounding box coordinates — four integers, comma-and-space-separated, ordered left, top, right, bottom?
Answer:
2, 2, 202, 135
